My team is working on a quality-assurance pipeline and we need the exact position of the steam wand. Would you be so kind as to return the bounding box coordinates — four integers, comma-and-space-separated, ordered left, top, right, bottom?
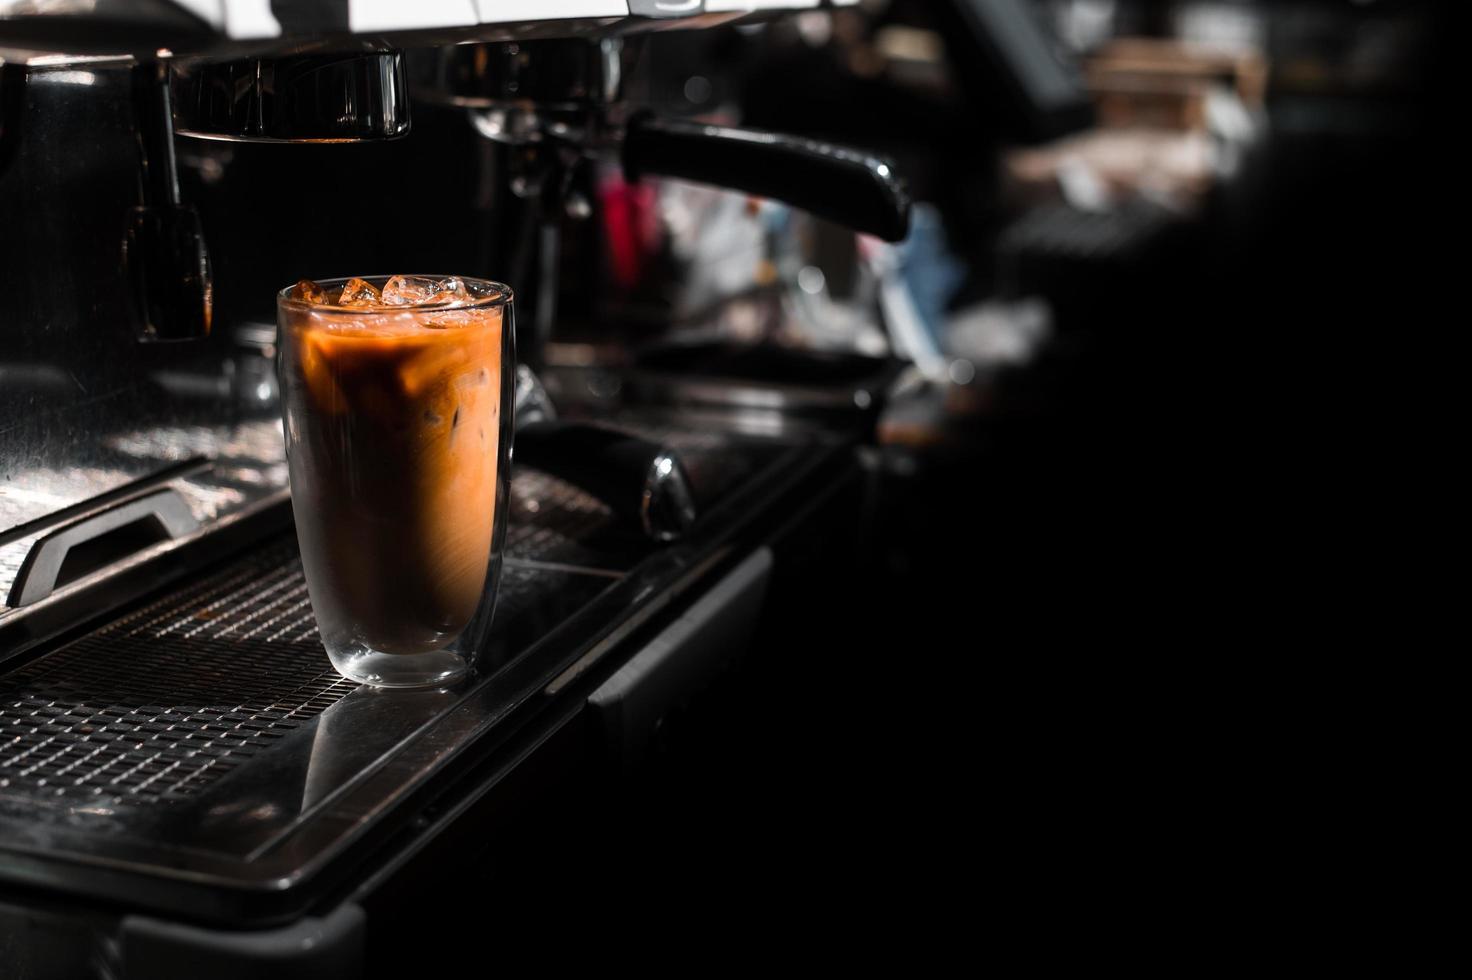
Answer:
125, 59, 211, 342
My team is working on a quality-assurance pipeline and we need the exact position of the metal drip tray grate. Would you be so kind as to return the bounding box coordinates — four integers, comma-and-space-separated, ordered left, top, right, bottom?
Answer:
506, 469, 633, 570
0, 539, 352, 805
505, 432, 765, 572
0, 470, 645, 807
0, 434, 772, 812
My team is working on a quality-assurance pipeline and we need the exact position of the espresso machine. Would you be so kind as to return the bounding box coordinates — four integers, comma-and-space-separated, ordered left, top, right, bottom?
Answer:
0, 2, 913, 975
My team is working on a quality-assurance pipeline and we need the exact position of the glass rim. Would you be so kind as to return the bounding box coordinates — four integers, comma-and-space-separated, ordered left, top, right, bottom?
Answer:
277, 274, 513, 314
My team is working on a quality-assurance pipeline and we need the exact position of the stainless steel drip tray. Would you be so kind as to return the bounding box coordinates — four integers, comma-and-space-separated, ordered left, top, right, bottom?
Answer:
0, 537, 614, 921
0, 433, 817, 925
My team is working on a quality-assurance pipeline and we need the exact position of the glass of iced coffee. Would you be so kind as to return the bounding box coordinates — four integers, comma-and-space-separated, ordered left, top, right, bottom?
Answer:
277, 275, 514, 688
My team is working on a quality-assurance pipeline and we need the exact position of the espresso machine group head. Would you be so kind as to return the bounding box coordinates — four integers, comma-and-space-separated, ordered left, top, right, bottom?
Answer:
4, 1, 909, 351
414, 34, 911, 242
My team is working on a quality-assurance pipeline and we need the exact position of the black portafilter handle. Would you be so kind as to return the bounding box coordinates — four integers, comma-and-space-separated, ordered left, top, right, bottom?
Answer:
514, 421, 698, 543
622, 113, 912, 243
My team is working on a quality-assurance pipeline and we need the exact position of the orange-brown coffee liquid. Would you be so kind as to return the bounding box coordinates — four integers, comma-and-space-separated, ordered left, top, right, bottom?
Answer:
282, 308, 503, 655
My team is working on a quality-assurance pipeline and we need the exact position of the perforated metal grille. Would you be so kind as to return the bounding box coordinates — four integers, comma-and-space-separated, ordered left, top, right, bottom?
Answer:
0, 539, 351, 805
505, 430, 755, 571
0, 539, 580, 808
506, 469, 632, 570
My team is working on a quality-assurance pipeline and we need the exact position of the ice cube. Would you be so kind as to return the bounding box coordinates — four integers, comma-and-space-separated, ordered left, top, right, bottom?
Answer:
381, 275, 438, 306
422, 310, 472, 329
291, 279, 327, 304
428, 277, 473, 307
338, 277, 381, 306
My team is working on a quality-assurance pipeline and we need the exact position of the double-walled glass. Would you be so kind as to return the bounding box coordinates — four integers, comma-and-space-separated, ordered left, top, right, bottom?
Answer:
277, 276, 515, 688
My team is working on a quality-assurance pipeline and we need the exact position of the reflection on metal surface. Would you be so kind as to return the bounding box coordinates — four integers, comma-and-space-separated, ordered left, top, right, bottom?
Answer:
0, 467, 138, 525
641, 451, 697, 541
1, 418, 288, 614
171, 53, 412, 143
513, 363, 558, 427
0, 62, 288, 598
103, 419, 285, 464
0, 4, 217, 58
412, 37, 625, 110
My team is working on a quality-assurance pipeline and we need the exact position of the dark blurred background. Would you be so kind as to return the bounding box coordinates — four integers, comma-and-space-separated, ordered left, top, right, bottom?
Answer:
405, 0, 1445, 954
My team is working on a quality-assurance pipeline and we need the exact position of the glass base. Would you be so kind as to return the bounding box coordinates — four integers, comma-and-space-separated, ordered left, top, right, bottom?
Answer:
327, 644, 469, 689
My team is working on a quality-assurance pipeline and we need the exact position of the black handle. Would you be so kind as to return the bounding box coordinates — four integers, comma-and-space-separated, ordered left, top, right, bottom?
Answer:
514, 422, 696, 542
623, 114, 912, 242
9, 489, 199, 607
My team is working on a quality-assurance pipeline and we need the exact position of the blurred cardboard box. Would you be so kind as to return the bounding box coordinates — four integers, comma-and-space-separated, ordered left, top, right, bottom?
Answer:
1001, 38, 1265, 212
1086, 37, 1268, 132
